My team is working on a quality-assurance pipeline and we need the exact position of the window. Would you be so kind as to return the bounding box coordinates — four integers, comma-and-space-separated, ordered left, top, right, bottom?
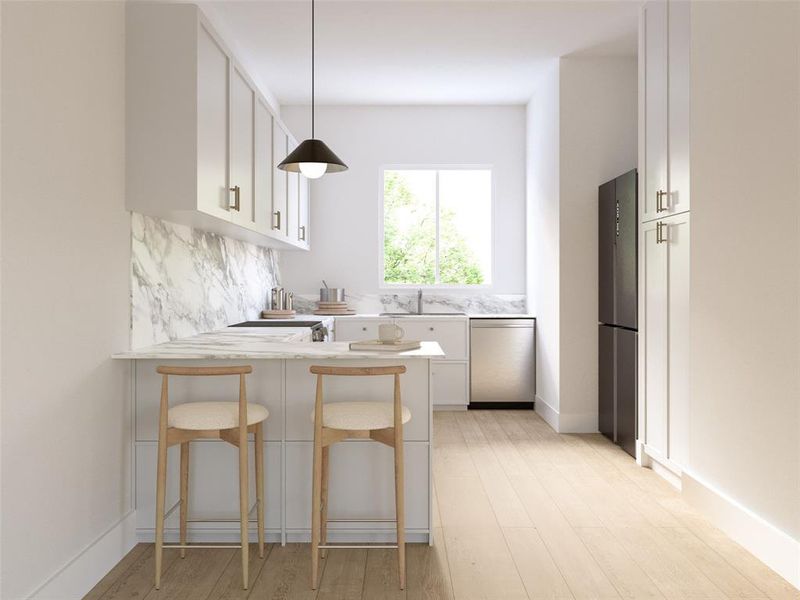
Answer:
381, 168, 492, 287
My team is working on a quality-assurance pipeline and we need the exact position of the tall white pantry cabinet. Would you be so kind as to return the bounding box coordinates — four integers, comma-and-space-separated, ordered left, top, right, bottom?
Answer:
638, 0, 691, 476
126, 3, 310, 251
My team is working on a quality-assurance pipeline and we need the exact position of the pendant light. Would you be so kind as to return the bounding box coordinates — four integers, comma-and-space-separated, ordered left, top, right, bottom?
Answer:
278, 0, 347, 178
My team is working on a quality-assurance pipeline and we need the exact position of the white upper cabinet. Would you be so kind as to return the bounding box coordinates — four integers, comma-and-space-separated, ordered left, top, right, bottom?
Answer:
126, 3, 309, 250
229, 66, 255, 228
643, 0, 668, 223
196, 24, 230, 220
298, 176, 310, 248
667, 0, 690, 216
272, 123, 289, 238
641, 0, 690, 223
253, 98, 273, 235
287, 136, 300, 245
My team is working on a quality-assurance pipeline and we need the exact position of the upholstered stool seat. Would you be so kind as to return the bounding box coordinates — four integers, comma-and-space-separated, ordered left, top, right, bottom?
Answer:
169, 402, 269, 430
310, 401, 411, 431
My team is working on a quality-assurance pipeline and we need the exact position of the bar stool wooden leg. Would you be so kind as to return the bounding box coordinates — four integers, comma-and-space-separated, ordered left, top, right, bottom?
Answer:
320, 446, 330, 559
393, 374, 406, 590
154, 375, 169, 589
238, 424, 249, 588
310, 431, 322, 589
255, 421, 265, 558
179, 442, 189, 558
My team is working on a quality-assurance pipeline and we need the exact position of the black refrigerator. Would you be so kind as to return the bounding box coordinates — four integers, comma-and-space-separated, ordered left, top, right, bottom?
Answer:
598, 169, 637, 457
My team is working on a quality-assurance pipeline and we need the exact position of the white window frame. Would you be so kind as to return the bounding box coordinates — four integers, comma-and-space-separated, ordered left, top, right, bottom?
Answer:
378, 164, 495, 290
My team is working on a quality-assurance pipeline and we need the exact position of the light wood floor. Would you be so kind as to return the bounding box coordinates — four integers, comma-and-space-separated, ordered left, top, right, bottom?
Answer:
85, 410, 798, 600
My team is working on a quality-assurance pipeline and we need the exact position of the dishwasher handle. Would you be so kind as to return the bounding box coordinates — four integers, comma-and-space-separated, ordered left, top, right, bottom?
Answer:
470, 318, 534, 328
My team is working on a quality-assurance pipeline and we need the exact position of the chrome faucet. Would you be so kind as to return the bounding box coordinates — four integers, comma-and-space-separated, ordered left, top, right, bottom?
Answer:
417, 289, 423, 314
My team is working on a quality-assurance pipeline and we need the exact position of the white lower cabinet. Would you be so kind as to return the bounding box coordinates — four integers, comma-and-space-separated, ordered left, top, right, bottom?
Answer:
284, 442, 430, 534
333, 318, 393, 342
334, 316, 470, 408
641, 212, 690, 470
431, 361, 469, 408
397, 319, 468, 361
135, 441, 283, 537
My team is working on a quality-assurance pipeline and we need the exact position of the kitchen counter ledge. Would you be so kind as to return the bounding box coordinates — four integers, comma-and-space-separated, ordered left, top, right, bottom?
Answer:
112, 328, 444, 360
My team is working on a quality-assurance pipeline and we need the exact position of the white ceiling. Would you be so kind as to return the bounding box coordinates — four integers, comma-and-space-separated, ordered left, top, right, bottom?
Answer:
202, 1, 638, 106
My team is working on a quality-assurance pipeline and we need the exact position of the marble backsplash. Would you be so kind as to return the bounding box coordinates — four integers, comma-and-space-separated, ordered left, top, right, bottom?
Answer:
130, 213, 279, 348
292, 291, 527, 315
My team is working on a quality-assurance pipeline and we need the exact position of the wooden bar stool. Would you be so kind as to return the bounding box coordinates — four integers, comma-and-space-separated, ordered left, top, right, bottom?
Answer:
308, 365, 410, 590
153, 365, 268, 590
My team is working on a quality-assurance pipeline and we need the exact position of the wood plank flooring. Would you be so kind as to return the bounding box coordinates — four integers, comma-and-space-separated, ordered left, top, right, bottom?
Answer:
85, 411, 798, 600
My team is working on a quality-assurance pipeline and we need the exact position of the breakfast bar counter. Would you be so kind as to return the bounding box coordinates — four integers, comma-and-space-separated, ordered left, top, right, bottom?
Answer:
113, 330, 444, 546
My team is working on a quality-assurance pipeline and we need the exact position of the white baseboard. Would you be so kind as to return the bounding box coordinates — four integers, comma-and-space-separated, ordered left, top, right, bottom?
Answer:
556, 411, 599, 434
534, 394, 559, 431
682, 470, 800, 590
29, 510, 137, 600
640, 443, 683, 489
534, 395, 598, 433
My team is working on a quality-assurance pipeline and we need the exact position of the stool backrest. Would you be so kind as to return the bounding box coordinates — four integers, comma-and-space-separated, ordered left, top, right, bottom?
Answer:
156, 365, 252, 432
309, 365, 407, 431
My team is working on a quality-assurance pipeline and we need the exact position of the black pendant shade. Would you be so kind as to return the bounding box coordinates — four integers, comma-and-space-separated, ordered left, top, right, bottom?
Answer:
277, 138, 348, 174
277, 0, 347, 177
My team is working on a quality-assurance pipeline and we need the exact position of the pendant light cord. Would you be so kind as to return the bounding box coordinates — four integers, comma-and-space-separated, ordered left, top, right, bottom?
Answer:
311, 0, 315, 139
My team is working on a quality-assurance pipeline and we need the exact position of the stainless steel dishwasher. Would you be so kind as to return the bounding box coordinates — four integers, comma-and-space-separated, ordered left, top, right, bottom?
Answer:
470, 318, 535, 408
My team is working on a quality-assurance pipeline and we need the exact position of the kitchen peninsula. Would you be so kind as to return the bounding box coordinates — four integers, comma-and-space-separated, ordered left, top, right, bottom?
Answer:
113, 328, 444, 546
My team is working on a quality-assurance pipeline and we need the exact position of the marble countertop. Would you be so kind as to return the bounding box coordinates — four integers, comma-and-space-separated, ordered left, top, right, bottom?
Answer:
329, 313, 535, 319
112, 328, 444, 360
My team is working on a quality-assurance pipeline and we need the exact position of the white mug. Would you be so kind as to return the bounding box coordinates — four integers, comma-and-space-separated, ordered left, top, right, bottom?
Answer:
378, 323, 405, 343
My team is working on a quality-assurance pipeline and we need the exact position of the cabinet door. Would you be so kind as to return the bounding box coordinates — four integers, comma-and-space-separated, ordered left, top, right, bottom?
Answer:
229, 66, 254, 228
333, 319, 392, 342
399, 319, 468, 360
196, 23, 230, 220
642, 1, 668, 223
298, 176, 310, 247
287, 137, 300, 244
668, 0, 690, 215
431, 361, 468, 407
271, 121, 288, 236
665, 212, 690, 466
641, 219, 667, 456
253, 98, 273, 234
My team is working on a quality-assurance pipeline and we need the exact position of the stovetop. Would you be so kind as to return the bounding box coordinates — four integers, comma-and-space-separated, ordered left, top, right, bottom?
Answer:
230, 321, 323, 328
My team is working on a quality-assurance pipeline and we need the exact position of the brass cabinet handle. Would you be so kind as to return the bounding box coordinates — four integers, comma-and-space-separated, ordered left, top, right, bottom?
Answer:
229, 186, 240, 211
299, 225, 306, 241
656, 190, 669, 212
272, 210, 281, 231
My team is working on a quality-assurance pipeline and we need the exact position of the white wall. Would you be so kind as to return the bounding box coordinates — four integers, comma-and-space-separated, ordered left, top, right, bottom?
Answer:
280, 105, 527, 295
526, 61, 561, 425
1, 3, 133, 598
526, 57, 637, 432
687, 0, 799, 581
558, 57, 638, 430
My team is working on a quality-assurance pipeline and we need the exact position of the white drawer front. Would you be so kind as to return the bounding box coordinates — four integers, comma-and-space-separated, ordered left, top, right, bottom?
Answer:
333, 318, 392, 342
432, 361, 468, 407
397, 319, 467, 360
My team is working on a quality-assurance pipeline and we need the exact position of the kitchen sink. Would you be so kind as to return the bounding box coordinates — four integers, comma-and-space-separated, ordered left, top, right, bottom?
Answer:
380, 312, 466, 317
